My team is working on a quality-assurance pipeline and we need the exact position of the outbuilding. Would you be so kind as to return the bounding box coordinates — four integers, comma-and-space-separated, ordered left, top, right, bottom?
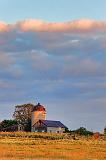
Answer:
32, 119, 66, 133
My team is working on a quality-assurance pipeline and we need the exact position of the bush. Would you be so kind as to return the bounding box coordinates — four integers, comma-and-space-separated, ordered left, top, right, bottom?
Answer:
72, 127, 93, 136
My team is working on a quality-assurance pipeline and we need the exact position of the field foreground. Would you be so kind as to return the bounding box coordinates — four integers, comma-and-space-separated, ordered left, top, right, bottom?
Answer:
0, 132, 106, 160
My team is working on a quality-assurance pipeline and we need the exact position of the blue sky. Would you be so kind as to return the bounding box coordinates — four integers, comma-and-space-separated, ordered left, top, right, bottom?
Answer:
0, 0, 106, 132
0, 0, 106, 23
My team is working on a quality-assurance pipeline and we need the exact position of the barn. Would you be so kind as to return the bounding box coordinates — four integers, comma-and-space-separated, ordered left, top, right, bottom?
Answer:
32, 119, 66, 133
31, 103, 67, 133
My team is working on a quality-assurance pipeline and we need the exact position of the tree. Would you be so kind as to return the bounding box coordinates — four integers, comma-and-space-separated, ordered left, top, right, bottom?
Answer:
13, 103, 34, 131
65, 127, 70, 133
0, 119, 18, 131
104, 127, 106, 135
72, 127, 93, 136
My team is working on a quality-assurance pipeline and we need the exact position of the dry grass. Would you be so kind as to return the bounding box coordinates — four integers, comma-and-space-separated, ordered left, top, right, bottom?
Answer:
0, 132, 106, 160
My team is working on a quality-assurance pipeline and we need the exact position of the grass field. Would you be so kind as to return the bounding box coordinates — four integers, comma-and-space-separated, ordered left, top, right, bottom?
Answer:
0, 132, 106, 160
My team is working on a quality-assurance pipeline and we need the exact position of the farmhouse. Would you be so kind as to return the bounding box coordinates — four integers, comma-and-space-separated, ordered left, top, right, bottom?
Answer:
31, 103, 66, 133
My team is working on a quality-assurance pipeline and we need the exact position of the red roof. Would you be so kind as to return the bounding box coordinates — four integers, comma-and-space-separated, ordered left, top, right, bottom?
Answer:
32, 103, 46, 112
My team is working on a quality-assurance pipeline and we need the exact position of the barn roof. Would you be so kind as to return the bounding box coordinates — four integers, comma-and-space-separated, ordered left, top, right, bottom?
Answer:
40, 120, 67, 128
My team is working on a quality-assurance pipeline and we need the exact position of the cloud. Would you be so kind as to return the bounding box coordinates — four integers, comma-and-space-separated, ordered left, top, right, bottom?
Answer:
62, 57, 102, 77
0, 52, 23, 79
0, 80, 14, 89
1, 19, 106, 33
29, 50, 54, 71
16, 19, 106, 33
0, 19, 106, 79
0, 52, 13, 69
0, 21, 9, 32
1, 19, 106, 55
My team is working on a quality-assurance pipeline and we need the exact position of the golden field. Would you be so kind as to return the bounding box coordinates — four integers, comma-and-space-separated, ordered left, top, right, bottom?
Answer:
0, 132, 106, 160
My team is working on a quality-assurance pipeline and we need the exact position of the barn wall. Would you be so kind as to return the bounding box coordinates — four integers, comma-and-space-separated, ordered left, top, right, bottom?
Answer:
31, 120, 47, 132
32, 126, 47, 132
47, 127, 65, 133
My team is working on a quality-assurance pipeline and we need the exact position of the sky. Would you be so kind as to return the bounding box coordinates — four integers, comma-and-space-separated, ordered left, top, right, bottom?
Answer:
0, 0, 106, 132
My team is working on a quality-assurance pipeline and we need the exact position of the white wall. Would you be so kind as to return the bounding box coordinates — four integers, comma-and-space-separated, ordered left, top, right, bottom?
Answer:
47, 127, 65, 133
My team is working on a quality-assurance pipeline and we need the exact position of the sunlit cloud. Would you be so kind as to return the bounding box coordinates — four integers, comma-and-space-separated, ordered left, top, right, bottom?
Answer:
16, 19, 106, 33
0, 21, 9, 32
1, 19, 106, 33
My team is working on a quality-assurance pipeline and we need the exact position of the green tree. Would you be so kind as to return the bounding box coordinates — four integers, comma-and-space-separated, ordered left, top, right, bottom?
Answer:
73, 127, 93, 136
65, 127, 70, 133
13, 103, 34, 131
0, 119, 17, 130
